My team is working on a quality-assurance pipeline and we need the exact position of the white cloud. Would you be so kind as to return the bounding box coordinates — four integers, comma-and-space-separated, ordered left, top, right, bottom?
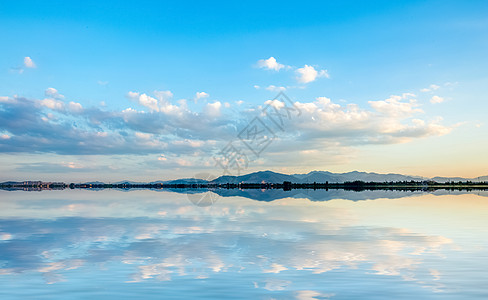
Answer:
45, 87, 65, 99
154, 90, 173, 103
61, 162, 84, 169
264, 99, 286, 110
204, 101, 222, 117
195, 92, 209, 99
172, 139, 204, 148
289, 94, 451, 147
127, 92, 160, 112
127, 91, 173, 111
195, 91, 209, 103
126, 90, 190, 119
127, 91, 140, 99
0, 91, 453, 168
176, 158, 192, 167
68, 101, 83, 113
135, 132, 152, 140
1, 134, 11, 140
257, 57, 285, 71
430, 95, 444, 104
293, 97, 370, 132
300, 149, 319, 155
296, 65, 329, 83
139, 93, 159, 112
369, 93, 422, 118
420, 84, 440, 93
253, 85, 260, 89
40, 98, 65, 110
24, 56, 36, 68
265, 85, 286, 92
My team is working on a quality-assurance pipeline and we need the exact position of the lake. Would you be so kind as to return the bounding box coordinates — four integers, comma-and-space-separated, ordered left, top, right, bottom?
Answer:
0, 189, 487, 299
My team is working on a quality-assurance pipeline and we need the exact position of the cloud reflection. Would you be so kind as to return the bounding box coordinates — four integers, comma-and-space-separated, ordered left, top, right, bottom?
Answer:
0, 190, 486, 298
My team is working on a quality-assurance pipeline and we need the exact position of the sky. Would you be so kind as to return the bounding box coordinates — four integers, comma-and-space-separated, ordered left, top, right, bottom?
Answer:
0, 0, 487, 182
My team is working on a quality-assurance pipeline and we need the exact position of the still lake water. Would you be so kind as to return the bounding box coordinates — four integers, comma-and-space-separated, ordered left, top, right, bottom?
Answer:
0, 189, 487, 299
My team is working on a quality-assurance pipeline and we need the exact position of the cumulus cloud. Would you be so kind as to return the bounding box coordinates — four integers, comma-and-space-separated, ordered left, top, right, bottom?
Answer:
126, 91, 139, 99
176, 158, 192, 166
0, 88, 244, 158
127, 91, 174, 112
265, 85, 286, 92
40, 98, 65, 110
256, 57, 285, 71
0, 96, 167, 155
204, 101, 222, 117
430, 95, 444, 104
68, 101, 83, 113
195, 91, 209, 100
288, 93, 451, 147
24, 56, 36, 68
135, 132, 152, 140
10, 57, 36, 74
45, 87, 65, 99
154, 90, 173, 102
421, 84, 440, 93
0, 96, 12, 103
0, 90, 453, 168
296, 65, 329, 83
137, 93, 159, 112
194, 91, 209, 103
369, 93, 421, 118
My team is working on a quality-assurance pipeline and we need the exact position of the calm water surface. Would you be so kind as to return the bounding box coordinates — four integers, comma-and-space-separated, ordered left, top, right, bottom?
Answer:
0, 190, 487, 299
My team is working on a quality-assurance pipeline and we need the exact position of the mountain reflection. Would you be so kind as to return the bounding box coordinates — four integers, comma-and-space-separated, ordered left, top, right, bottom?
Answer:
0, 190, 487, 299
171, 188, 488, 202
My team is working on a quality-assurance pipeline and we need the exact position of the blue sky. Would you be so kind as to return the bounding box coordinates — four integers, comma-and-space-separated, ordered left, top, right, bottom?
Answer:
1, 0, 487, 181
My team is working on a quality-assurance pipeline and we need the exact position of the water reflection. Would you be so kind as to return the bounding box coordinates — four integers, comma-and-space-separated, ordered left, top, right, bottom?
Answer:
170, 188, 488, 202
0, 190, 487, 299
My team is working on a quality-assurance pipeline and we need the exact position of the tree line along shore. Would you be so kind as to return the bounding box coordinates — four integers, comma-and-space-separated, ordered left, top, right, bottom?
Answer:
1, 180, 488, 191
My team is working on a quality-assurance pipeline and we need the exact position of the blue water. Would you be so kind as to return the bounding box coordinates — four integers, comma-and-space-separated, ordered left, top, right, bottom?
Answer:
0, 189, 487, 299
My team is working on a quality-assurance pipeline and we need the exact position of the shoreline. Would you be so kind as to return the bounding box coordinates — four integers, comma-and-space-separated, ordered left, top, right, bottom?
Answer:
2, 181, 488, 192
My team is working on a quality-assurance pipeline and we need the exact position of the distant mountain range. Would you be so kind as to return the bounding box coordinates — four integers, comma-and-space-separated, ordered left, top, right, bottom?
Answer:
432, 175, 488, 183
156, 170, 488, 184
4, 170, 487, 187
